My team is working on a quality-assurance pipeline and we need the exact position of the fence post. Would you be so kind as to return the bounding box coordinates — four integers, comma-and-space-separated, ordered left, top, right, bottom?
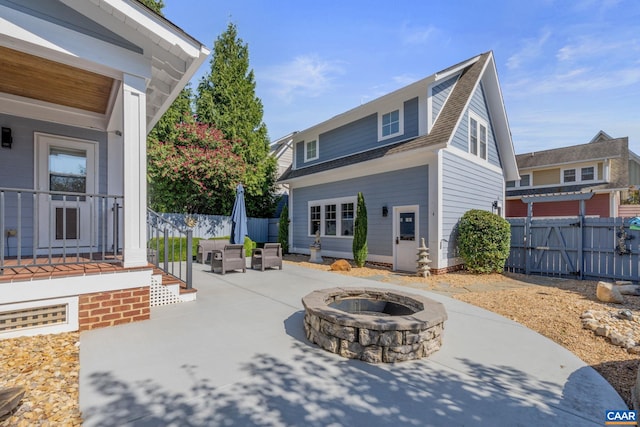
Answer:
578, 200, 585, 280
163, 228, 169, 272
525, 202, 532, 275
186, 229, 193, 289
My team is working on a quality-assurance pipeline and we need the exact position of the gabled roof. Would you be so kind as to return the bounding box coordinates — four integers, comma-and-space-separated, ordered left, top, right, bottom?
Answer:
280, 51, 518, 182
516, 135, 628, 170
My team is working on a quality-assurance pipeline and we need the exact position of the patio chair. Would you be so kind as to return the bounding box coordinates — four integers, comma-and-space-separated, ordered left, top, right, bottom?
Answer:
211, 244, 246, 274
197, 239, 229, 264
251, 243, 283, 271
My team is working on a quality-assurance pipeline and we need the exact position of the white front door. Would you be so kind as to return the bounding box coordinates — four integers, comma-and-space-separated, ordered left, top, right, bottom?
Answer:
393, 205, 419, 272
35, 133, 97, 250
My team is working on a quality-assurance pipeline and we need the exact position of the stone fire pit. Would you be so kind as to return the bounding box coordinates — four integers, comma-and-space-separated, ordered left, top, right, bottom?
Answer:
302, 287, 447, 363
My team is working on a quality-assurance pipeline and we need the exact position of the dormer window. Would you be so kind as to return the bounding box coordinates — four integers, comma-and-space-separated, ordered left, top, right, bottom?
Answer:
469, 112, 488, 160
581, 167, 594, 181
304, 139, 318, 162
378, 106, 404, 141
563, 169, 576, 183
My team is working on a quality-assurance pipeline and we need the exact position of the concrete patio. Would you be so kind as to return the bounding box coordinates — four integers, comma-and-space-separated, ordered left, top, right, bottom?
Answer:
79, 262, 626, 426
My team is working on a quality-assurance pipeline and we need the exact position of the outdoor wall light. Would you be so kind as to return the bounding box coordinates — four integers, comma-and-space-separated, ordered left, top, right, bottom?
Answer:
382, 205, 388, 217
1, 127, 12, 149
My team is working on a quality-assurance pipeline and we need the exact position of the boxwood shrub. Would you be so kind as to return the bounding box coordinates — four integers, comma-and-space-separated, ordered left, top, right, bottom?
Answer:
457, 209, 510, 274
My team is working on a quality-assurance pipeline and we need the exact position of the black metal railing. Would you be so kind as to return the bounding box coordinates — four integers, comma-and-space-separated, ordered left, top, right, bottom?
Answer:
146, 208, 193, 289
0, 187, 123, 273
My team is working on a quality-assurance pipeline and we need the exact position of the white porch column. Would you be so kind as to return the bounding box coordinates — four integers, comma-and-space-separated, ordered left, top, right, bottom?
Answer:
122, 74, 148, 267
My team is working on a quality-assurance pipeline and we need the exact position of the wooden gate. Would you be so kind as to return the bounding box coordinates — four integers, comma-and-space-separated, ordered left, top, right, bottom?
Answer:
507, 216, 640, 281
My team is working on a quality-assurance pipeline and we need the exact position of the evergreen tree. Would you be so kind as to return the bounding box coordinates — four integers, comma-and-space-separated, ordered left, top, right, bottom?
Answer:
196, 23, 277, 217
148, 86, 194, 143
278, 202, 289, 254
353, 192, 368, 267
138, 0, 164, 14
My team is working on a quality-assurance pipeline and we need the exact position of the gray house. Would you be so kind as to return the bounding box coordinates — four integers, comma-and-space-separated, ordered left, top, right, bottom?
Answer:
279, 52, 519, 273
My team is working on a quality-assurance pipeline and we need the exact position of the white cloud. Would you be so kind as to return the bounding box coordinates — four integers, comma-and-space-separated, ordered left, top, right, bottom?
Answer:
402, 25, 438, 45
506, 29, 552, 70
263, 55, 345, 103
392, 74, 418, 86
556, 37, 636, 62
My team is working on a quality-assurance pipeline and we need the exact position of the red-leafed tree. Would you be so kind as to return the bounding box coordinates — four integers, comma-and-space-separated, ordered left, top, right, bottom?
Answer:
148, 122, 245, 215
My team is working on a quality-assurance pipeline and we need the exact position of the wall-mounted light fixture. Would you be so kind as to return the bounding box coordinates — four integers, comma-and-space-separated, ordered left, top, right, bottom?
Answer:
1, 127, 12, 149
382, 205, 388, 217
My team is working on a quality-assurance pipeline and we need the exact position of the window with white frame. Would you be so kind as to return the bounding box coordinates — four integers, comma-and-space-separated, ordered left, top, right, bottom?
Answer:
581, 166, 594, 181
308, 197, 357, 237
469, 112, 488, 160
304, 139, 318, 162
519, 174, 530, 187
563, 169, 576, 183
378, 107, 403, 141
309, 205, 321, 235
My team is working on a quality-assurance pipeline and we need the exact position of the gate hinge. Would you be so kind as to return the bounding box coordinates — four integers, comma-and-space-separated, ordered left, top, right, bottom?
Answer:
569, 222, 581, 227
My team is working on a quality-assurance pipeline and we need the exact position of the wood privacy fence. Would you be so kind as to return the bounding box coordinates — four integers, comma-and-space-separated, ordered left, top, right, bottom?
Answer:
506, 217, 640, 282
159, 213, 273, 243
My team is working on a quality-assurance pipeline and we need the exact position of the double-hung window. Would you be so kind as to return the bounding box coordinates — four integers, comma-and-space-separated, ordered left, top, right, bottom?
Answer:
304, 139, 318, 162
581, 167, 594, 181
563, 169, 576, 183
309, 205, 321, 235
308, 197, 357, 238
469, 113, 488, 160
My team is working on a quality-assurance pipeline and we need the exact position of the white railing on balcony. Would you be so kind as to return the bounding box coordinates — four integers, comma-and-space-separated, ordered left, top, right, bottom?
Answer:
0, 187, 123, 274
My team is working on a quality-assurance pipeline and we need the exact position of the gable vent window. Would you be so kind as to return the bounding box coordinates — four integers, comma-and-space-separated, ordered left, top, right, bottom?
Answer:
469, 112, 488, 161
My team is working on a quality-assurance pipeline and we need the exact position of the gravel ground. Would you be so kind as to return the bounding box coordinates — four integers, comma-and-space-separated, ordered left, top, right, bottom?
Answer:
1, 256, 638, 424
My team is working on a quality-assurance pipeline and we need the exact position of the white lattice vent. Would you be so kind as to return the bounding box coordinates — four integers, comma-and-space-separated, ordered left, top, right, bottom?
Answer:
0, 304, 67, 332
150, 274, 182, 306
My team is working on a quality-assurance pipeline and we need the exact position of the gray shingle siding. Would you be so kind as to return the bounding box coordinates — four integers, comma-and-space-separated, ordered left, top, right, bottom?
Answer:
441, 149, 504, 259
291, 165, 428, 258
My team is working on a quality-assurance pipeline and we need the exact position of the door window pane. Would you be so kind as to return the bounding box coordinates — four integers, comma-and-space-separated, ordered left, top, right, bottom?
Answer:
49, 147, 87, 193
400, 212, 415, 241
55, 207, 78, 240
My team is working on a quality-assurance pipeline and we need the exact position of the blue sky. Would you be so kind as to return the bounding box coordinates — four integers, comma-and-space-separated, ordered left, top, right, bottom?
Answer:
164, 0, 640, 154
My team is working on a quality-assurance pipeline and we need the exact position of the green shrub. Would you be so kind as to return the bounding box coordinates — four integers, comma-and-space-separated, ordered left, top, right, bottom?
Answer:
148, 235, 255, 261
352, 192, 368, 267
457, 209, 511, 274
148, 236, 202, 262
278, 203, 289, 254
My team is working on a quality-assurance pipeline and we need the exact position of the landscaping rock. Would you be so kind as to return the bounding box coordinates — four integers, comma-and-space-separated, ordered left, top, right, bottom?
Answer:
596, 281, 625, 304
330, 259, 352, 271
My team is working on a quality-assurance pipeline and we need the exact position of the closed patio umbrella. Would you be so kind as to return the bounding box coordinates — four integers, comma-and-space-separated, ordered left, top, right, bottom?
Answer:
230, 183, 248, 245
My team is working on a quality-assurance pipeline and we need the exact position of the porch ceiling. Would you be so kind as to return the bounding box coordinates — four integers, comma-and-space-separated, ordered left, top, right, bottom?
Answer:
0, 45, 114, 114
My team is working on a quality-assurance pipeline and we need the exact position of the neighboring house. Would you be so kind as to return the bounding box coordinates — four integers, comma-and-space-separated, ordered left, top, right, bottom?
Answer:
0, 0, 209, 338
279, 52, 519, 273
270, 132, 297, 185
505, 131, 640, 218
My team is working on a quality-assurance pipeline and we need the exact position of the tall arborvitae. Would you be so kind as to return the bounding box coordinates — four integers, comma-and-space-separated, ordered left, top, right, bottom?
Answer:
196, 23, 277, 217
352, 192, 368, 267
